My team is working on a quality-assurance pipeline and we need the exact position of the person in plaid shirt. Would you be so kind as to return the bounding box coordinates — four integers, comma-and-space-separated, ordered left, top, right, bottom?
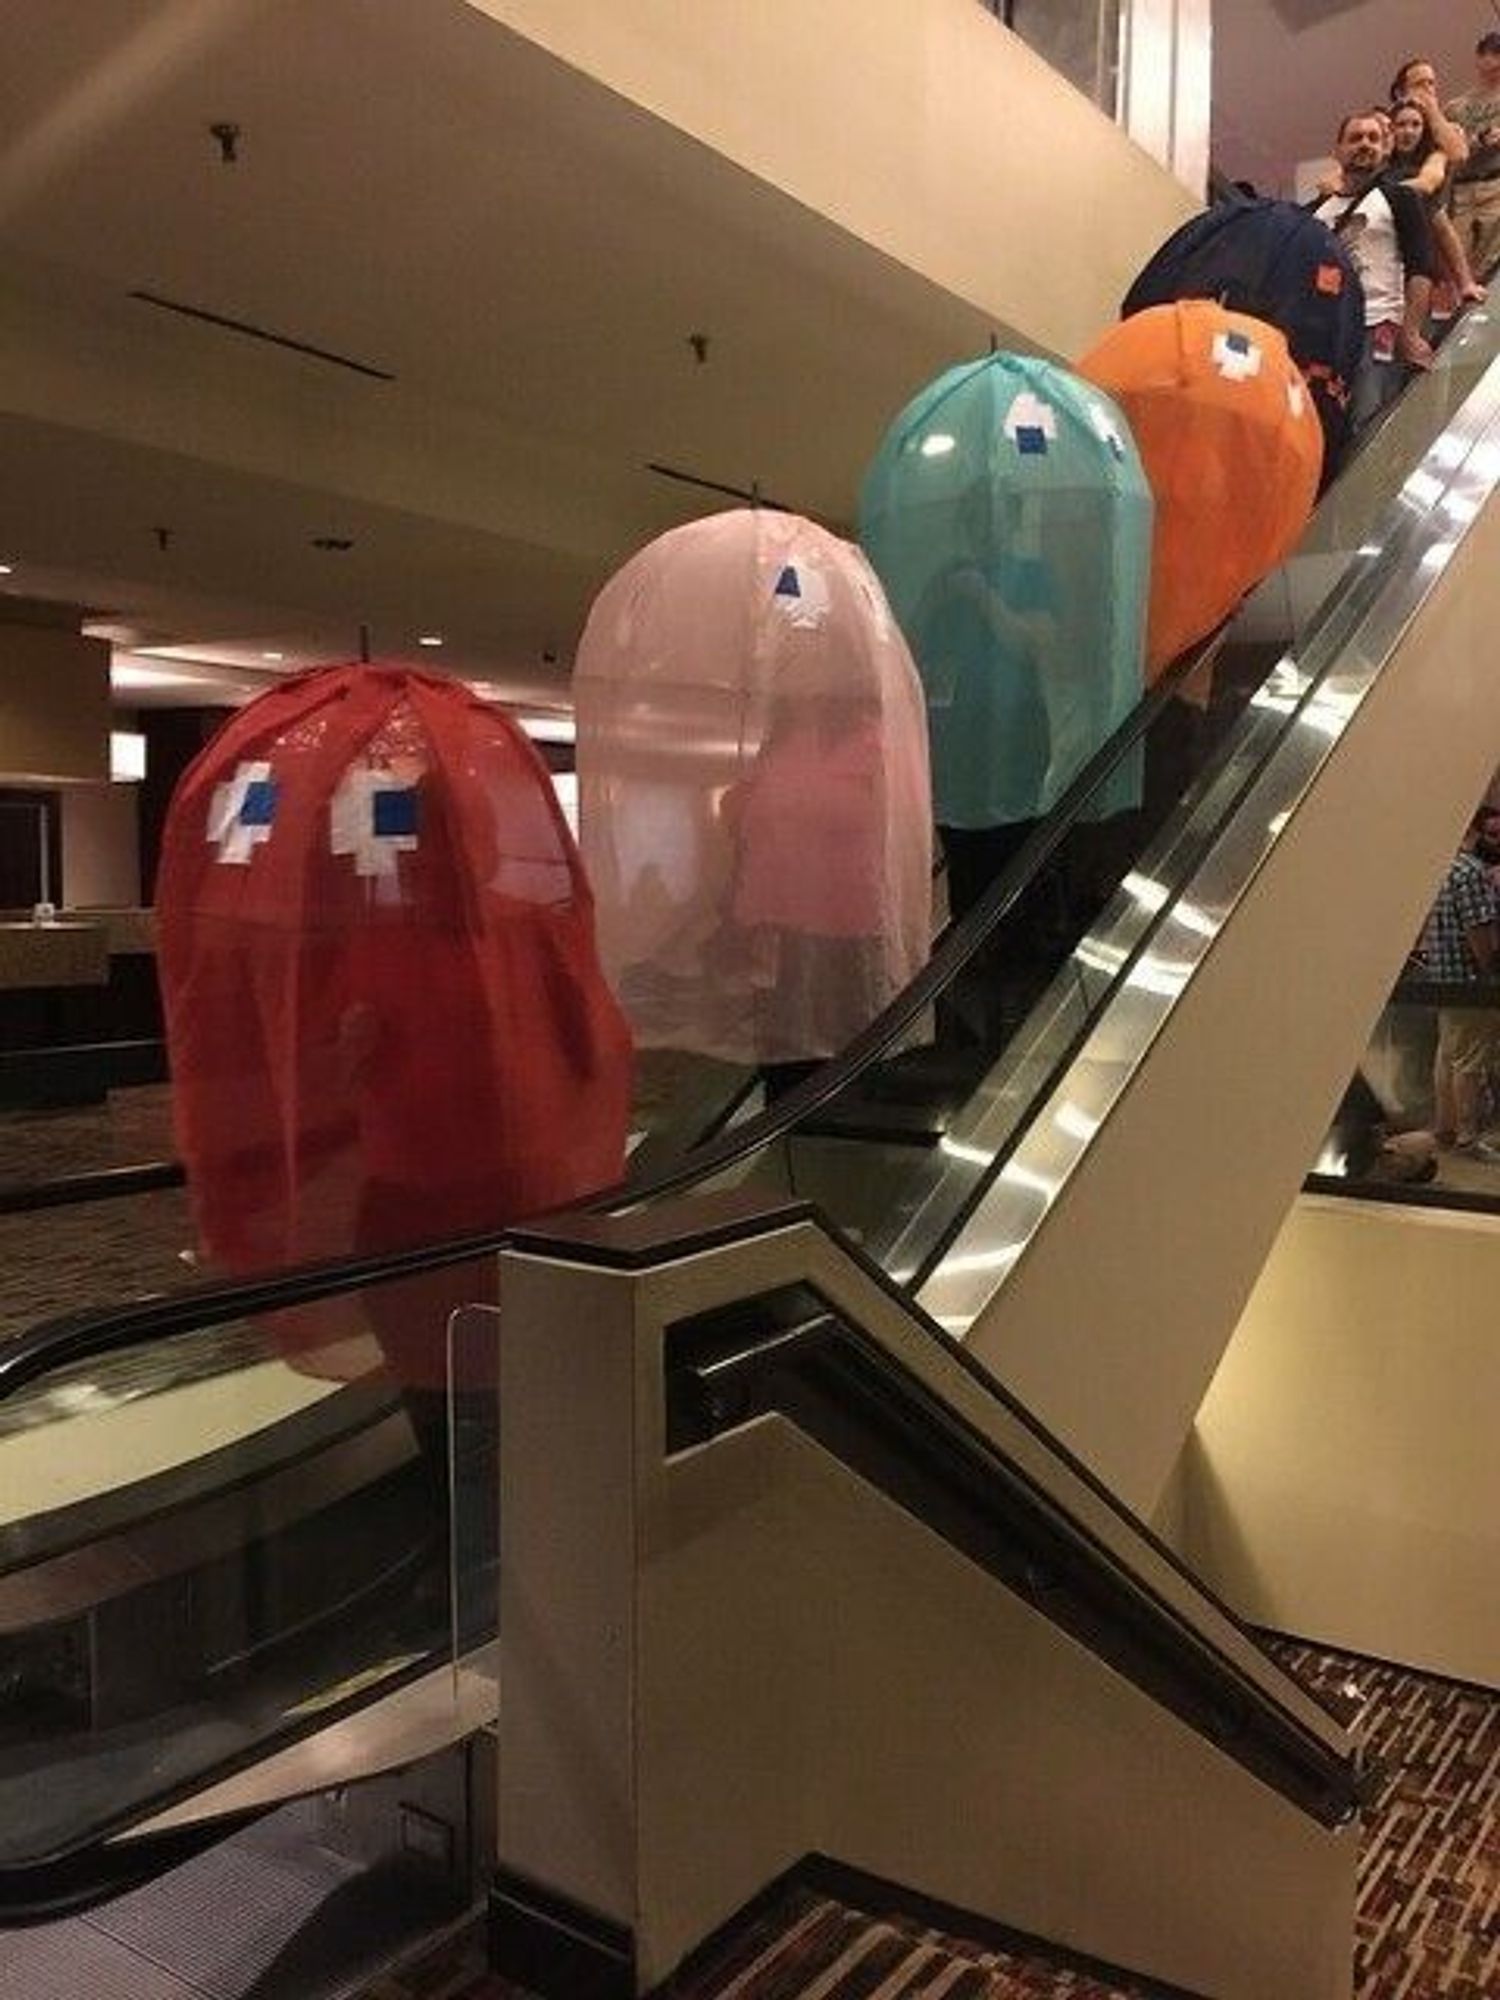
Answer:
1424, 805, 1500, 1158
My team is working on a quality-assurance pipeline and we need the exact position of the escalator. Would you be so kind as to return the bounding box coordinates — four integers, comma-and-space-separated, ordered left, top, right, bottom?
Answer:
4, 299, 1500, 1985
601, 293, 1500, 1515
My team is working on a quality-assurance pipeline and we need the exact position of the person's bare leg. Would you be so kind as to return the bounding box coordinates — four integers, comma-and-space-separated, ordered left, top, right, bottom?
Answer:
1433, 1044, 1457, 1143
1469, 187, 1500, 292
1453, 1063, 1485, 1145
1435, 208, 1486, 303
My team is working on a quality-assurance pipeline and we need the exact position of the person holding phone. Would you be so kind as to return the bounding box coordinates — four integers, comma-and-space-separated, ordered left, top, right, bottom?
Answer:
1445, 32, 1500, 283
1390, 56, 1485, 308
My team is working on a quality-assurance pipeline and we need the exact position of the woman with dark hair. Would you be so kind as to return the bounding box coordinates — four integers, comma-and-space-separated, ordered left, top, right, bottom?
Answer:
1390, 57, 1485, 306
1390, 55, 1470, 167
1393, 96, 1451, 202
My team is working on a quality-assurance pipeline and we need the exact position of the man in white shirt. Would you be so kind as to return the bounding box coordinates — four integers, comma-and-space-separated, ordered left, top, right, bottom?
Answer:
1314, 110, 1436, 434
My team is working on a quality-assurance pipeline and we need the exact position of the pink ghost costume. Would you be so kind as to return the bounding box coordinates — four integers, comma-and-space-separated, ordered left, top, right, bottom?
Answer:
576, 509, 932, 1066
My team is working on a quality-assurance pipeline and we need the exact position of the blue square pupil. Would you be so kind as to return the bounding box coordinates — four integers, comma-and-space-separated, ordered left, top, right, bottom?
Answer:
240, 780, 277, 826
372, 788, 418, 837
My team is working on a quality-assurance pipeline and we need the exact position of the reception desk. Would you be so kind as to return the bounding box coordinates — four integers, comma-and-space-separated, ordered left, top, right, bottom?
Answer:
0, 921, 111, 993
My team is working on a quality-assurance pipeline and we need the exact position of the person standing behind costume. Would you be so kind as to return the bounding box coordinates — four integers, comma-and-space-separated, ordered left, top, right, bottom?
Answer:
1423, 805, 1500, 1164
1389, 91, 1484, 317
1445, 33, 1500, 285
726, 631, 903, 1087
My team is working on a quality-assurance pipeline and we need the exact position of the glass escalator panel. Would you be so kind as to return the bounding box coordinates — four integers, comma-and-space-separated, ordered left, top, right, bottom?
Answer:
0, 1255, 498, 1874
1313, 977, 1500, 1199
0, 1043, 758, 1348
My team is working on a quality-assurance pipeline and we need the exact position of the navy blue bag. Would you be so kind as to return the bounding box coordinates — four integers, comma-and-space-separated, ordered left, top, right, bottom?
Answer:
1122, 195, 1366, 475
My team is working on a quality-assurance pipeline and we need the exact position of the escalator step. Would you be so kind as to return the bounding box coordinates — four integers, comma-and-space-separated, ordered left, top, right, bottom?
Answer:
0, 1803, 471, 2000
0, 1920, 204, 2000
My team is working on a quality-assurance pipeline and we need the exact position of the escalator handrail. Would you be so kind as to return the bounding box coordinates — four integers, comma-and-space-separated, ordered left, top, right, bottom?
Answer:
894, 311, 1500, 1288
651, 1217, 1362, 1824
5, 286, 1494, 1394
519, 1187, 1363, 1757
0, 629, 1221, 1399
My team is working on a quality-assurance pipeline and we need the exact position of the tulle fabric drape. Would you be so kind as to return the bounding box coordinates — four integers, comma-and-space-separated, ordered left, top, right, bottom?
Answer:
1078, 302, 1324, 678
576, 510, 932, 1065
157, 664, 632, 1387
860, 351, 1153, 831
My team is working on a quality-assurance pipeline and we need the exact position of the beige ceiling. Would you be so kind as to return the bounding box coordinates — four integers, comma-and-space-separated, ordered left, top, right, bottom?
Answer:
0, 0, 1002, 708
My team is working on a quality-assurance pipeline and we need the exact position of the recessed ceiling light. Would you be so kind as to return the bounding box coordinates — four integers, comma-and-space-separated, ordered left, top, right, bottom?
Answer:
418, 634, 444, 648
112, 661, 216, 692
0, 564, 13, 576
110, 730, 147, 782
262, 650, 284, 661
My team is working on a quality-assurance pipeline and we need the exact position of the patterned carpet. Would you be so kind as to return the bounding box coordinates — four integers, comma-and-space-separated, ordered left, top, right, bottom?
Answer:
0, 1179, 197, 1338
649, 1890, 1166, 1998
1270, 1641, 1500, 2000
0, 1084, 195, 1339
0, 1081, 176, 1186
375, 1642, 1499, 2000
0, 1053, 723, 1344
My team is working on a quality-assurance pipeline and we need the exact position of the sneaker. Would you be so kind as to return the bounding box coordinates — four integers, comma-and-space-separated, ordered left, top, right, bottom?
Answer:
1450, 1137, 1500, 1163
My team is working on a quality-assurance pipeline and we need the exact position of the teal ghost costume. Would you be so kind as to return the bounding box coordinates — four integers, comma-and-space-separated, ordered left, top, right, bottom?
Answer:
860, 352, 1152, 830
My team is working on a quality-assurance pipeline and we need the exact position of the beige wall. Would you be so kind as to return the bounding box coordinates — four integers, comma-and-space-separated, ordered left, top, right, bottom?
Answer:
466, 0, 1197, 361
1166, 1196, 1500, 1688
0, 619, 109, 784
61, 780, 140, 907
